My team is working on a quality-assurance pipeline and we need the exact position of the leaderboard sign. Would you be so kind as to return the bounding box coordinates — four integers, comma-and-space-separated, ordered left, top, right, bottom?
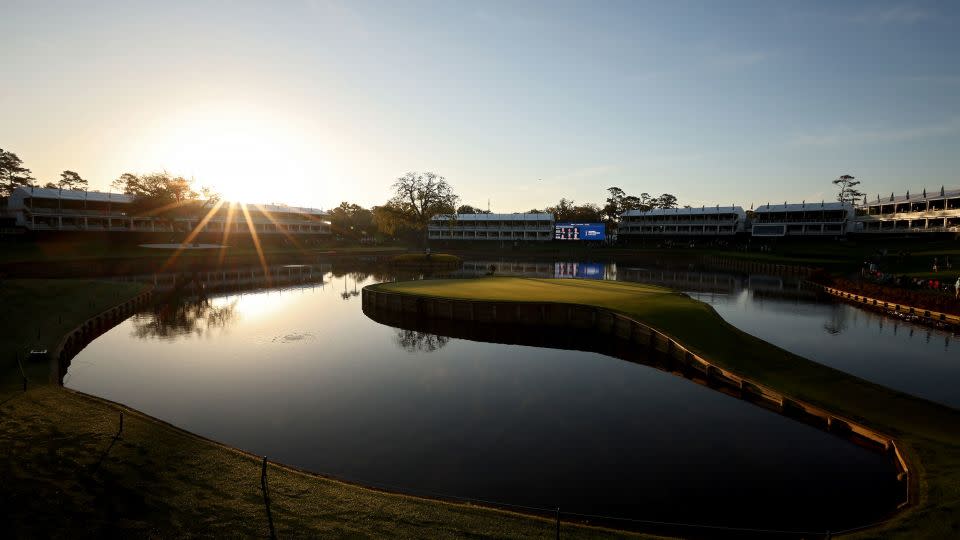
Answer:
554, 223, 606, 241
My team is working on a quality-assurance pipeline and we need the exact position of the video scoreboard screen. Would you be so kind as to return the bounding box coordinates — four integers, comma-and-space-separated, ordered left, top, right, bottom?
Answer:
554, 223, 606, 241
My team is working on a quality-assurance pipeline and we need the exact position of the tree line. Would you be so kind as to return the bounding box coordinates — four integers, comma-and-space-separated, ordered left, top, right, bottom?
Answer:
2, 145, 867, 241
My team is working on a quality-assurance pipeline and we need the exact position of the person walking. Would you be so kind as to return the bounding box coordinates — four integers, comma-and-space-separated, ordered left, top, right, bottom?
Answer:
955, 276, 960, 300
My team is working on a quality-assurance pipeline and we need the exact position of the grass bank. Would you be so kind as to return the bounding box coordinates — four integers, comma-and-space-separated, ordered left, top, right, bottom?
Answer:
0, 279, 642, 538
373, 277, 960, 538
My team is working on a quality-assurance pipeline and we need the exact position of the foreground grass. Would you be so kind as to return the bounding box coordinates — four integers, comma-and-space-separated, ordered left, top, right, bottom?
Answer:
0, 279, 642, 538
375, 277, 960, 538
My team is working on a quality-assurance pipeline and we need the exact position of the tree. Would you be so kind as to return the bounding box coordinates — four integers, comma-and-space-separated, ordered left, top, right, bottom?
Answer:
602, 187, 627, 223
112, 171, 219, 233
329, 202, 375, 239
456, 204, 491, 214
655, 193, 678, 209
378, 171, 459, 245
58, 170, 88, 190
43, 182, 58, 189
0, 148, 35, 197
833, 174, 863, 206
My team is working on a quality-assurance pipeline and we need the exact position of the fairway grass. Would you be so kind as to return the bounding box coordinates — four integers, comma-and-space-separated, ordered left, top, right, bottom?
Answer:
0, 279, 643, 538
374, 277, 960, 538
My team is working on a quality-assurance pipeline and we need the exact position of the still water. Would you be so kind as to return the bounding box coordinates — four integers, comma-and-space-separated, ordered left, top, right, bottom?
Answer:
65, 260, 947, 532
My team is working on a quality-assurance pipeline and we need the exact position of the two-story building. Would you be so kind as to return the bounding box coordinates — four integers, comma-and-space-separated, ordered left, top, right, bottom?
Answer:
618, 206, 746, 238
751, 201, 853, 237
5, 186, 331, 236
857, 188, 960, 234
428, 213, 554, 241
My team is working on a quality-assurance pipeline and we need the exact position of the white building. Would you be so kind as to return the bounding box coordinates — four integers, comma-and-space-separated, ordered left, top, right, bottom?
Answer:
751, 201, 853, 237
857, 188, 960, 233
618, 206, 746, 237
5, 186, 331, 235
428, 213, 554, 241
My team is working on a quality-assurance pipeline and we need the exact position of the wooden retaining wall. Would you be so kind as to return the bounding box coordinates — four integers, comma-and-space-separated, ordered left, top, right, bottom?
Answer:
51, 288, 154, 384
363, 286, 911, 509
815, 284, 960, 329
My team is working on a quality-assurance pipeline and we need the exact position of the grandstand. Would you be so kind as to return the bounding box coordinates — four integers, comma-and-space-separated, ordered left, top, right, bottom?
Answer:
5, 186, 331, 235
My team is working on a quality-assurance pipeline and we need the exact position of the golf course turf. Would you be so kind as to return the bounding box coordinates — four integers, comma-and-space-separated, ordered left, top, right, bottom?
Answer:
371, 277, 960, 538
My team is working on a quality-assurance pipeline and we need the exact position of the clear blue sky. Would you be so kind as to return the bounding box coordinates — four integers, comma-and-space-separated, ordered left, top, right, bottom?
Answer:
2, 0, 958, 211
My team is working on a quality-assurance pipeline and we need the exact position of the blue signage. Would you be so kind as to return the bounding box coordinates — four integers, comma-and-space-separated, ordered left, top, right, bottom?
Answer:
554, 223, 606, 241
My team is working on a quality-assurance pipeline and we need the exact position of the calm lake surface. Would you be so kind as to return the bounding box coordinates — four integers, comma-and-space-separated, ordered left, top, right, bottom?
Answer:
64, 258, 958, 532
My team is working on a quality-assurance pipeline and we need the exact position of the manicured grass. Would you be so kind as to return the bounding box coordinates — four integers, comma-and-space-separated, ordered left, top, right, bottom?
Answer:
374, 277, 960, 538
0, 279, 642, 538
0, 279, 147, 392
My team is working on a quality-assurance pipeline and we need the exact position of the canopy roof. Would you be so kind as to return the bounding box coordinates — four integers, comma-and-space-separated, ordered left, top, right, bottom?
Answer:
865, 187, 960, 206
11, 187, 327, 215
754, 202, 850, 213
623, 206, 744, 217
431, 213, 554, 221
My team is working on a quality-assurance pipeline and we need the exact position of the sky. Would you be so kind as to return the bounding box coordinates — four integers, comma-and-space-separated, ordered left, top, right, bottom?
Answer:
2, 0, 959, 211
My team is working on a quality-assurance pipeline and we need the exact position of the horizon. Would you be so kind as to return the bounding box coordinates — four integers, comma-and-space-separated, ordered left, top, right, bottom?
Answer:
3, 1, 959, 211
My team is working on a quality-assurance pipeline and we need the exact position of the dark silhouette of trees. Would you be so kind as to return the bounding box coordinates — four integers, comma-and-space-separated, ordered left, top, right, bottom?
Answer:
456, 204, 491, 214
58, 170, 88, 190
0, 148, 35, 197
375, 171, 458, 244
393, 329, 450, 352
329, 202, 376, 239
833, 174, 863, 206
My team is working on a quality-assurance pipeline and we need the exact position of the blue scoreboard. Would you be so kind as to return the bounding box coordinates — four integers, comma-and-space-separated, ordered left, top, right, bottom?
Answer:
554, 223, 606, 241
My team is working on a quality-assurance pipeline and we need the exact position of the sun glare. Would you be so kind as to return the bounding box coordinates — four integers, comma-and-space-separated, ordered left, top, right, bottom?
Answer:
146, 104, 320, 205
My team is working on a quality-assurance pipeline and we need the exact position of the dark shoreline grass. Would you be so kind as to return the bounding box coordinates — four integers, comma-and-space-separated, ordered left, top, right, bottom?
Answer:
0, 278, 646, 538
372, 277, 960, 538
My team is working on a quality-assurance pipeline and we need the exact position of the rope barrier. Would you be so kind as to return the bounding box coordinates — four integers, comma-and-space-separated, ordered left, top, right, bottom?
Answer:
301, 472, 841, 537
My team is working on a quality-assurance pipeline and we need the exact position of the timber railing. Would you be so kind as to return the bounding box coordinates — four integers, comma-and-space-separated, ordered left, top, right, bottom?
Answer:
813, 284, 960, 329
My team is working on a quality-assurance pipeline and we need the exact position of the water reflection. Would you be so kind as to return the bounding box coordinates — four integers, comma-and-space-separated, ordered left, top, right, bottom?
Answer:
393, 329, 450, 353
130, 295, 239, 340
67, 271, 900, 532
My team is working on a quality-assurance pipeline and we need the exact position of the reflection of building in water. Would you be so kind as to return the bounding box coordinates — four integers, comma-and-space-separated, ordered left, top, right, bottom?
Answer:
553, 262, 608, 280
619, 267, 745, 294
461, 260, 555, 277
460, 260, 614, 280
113, 263, 332, 292
746, 275, 819, 301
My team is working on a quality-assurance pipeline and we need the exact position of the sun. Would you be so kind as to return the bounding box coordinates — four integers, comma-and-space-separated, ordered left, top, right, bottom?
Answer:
145, 103, 319, 205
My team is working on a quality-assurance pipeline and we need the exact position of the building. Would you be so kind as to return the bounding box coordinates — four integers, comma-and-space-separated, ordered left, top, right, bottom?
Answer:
5, 186, 331, 235
857, 188, 960, 234
618, 206, 746, 238
751, 201, 853, 237
428, 213, 554, 241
